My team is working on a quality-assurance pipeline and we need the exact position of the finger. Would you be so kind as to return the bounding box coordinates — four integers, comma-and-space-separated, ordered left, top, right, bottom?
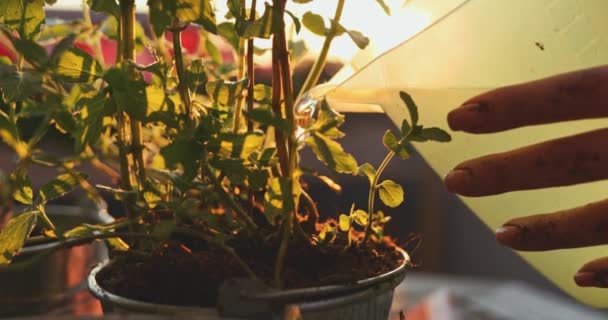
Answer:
444, 128, 608, 197
575, 257, 608, 288
495, 198, 608, 251
448, 65, 608, 133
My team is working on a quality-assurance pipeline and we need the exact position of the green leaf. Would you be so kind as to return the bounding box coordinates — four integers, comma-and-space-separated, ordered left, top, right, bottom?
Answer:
0, 64, 43, 103
53, 110, 77, 134
308, 100, 345, 138
238, 3, 277, 39
9, 168, 33, 205
378, 180, 404, 208
399, 91, 418, 127
185, 59, 207, 92
375, 0, 391, 15
0, 112, 19, 148
204, 37, 222, 64
5, 33, 48, 68
302, 11, 326, 36
306, 133, 358, 174
244, 105, 291, 131
210, 132, 265, 160
285, 10, 301, 34
87, 0, 119, 17
358, 163, 376, 184
248, 169, 269, 191
264, 177, 301, 225
54, 47, 103, 82
160, 137, 202, 181
148, 0, 173, 37
206, 78, 247, 106
104, 67, 147, 120
0, 0, 45, 39
417, 127, 452, 142
318, 223, 336, 242
346, 29, 369, 49
177, 0, 217, 33
49, 34, 77, 63
400, 118, 411, 137
0, 211, 37, 266
75, 93, 110, 153
351, 209, 369, 227
148, 0, 216, 36
253, 84, 272, 104
382, 130, 409, 160
338, 214, 350, 232
217, 22, 240, 51
37, 172, 88, 204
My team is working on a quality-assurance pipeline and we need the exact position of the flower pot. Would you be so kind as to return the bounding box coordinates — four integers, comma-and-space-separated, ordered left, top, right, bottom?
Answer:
0, 203, 113, 317
87, 248, 408, 319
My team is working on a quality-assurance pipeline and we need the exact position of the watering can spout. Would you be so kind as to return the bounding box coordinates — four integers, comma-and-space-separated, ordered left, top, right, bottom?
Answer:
319, 0, 608, 307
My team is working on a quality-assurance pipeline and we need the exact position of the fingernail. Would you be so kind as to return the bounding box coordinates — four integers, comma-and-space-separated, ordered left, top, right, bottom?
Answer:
574, 272, 596, 287
444, 168, 472, 194
574, 272, 608, 288
495, 225, 522, 247
447, 103, 481, 131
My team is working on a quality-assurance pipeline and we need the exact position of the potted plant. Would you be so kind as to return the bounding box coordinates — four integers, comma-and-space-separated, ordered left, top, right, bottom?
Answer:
0, 0, 451, 318
0, 2, 118, 315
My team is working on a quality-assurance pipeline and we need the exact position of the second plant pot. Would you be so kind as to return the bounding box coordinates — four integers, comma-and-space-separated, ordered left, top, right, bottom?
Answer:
0, 203, 113, 317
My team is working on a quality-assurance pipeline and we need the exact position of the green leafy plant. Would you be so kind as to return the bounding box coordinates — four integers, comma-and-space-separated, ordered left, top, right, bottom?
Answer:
0, 0, 449, 300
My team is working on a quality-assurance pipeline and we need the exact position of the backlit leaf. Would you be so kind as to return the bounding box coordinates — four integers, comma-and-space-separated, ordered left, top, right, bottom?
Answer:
0, 0, 45, 39
253, 84, 272, 104
378, 180, 404, 208
104, 67, 147, 120
210, 132, 265, 160
338, 214, 350, 232
0, 65, 43, 103
346, 29, 369, 49
382, 130, 409, 160
238, 3, 277, 39
399, 91, 418, 126
351, 209, 369, 227
302, 11, 325, 36
75, 93, 109, 153
206, 78, 247, 106
87, 0, 119, 17
55, 47, 103, 82
358, 163, 376, 184
37, 172, 88, 204
263, 177, 301, 225
9, 168, 33, 205
0, 211, 37, 266
416, 127, 452, 143
185, 59, 207, 92
375, 0, 391, 15
306, 133, 358, 174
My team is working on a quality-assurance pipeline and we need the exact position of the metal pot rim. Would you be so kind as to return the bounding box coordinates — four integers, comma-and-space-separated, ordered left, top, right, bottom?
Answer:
87, 247, 409, 312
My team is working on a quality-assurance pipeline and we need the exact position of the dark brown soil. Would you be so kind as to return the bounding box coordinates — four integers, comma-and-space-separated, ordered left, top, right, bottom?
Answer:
97, 234, 405, 307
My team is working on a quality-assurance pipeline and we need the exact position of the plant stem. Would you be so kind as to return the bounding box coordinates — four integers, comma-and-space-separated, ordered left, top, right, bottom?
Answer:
363, 151, 395, 243
245, 0, 257, 133
297, 0, 345, 101
121, 0, 147, 190
272, 0, 298, 289
171, 22, 192, 123
206, 165, 259, 233
232, 1, 247, 134
271, 34, 289, 176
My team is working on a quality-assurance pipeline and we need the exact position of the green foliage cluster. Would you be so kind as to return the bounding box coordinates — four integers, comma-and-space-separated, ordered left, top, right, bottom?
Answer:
0, 0, 449, 288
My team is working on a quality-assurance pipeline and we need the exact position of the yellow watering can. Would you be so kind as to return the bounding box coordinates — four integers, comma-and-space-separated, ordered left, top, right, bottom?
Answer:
319, 0, 608, 308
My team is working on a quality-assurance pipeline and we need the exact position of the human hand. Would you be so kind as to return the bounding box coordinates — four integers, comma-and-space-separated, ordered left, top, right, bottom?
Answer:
443, 65, 608, 288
